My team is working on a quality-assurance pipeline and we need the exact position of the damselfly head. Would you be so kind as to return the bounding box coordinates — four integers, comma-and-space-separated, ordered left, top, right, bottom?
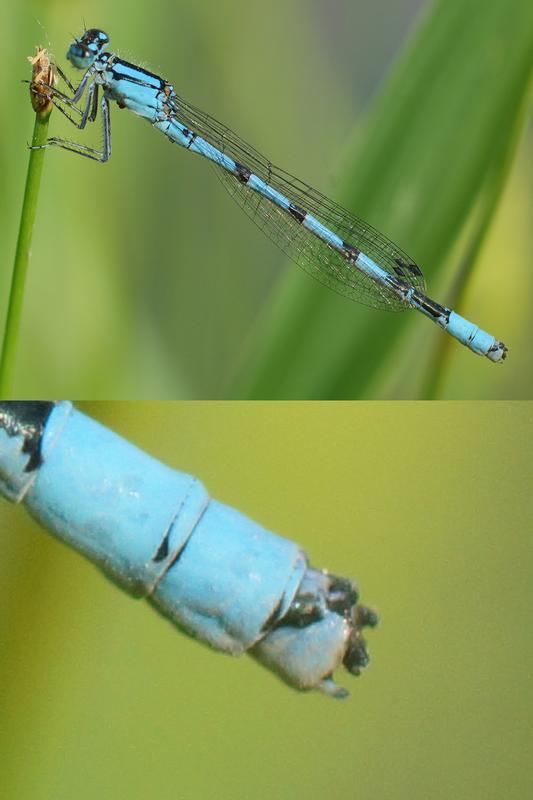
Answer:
67, 28, 109, 69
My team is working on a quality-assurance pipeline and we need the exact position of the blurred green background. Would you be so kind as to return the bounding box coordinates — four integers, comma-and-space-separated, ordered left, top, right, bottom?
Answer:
0, 401, 532, 799
0, 0, 531, 398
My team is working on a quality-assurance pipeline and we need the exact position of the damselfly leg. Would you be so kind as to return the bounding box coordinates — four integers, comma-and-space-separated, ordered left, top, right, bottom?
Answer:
31, 71, 112, 162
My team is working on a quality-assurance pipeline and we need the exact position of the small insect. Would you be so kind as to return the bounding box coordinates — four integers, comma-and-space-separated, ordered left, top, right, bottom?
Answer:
0, 401, 377, 698
31, 28, 506, 361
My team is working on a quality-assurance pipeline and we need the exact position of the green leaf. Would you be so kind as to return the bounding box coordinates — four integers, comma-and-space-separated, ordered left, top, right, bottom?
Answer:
230, 0, 533, 399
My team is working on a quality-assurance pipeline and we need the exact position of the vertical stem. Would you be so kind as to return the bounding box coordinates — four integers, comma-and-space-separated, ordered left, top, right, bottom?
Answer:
0, 110, 51, 398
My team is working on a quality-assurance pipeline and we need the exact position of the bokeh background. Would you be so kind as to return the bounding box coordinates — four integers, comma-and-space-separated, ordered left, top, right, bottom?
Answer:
0, 0, 531, 399
0, 401, 532, 799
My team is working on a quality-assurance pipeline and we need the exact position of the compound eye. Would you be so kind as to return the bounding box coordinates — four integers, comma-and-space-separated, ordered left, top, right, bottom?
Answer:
86, 28, 109, 45
70, 43, 90, 59
67, 40, 96, 68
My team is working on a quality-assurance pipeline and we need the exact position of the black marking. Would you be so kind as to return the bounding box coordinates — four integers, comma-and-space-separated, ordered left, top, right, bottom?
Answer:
277, 572, 360, 631
354, 605, 379, 629
165, 543, 187, 570
84, 29, 110, 46
110, 70, 163, 90
386, 274, 410, 294
412, 290, 449, 321
186, 131, 198, 150
72, 29, 109, 59
0, 402, 55, 472
288, 204, 307, 224
343, 602, 377, 676
343, 635, 370, 675
261, 598, 285, 634
395, 257, 423, 279
277, 593, 324, 629
111, 58, 166, 90
342, 242, 361, 263
234, 162, 252, 184
326, 575, 359, 616
152, 530, 170, 563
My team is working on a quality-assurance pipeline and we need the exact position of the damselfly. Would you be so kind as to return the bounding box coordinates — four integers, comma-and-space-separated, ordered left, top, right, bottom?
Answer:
33, 28, 507, 362
0, 401, 377, 698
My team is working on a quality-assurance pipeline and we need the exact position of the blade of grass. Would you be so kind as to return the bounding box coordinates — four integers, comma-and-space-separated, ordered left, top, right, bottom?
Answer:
0, 49, 56, 399
228, 0, 533, 399
422, 90, 531, 400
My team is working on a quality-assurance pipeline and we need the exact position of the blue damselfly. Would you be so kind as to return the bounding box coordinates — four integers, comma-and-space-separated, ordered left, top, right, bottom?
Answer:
32, 29, 507, 362
0, 401, 377, 698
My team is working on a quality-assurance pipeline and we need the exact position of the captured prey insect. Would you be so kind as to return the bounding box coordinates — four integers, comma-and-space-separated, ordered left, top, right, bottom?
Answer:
33, 28, 506, 362
0, 401, 378, 698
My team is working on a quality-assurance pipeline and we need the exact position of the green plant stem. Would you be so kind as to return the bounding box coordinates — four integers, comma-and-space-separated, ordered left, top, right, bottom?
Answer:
0, 111, 51, 398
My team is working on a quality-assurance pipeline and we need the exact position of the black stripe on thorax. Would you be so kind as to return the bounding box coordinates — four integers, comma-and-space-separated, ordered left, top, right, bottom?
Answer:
110, 58, 166, 90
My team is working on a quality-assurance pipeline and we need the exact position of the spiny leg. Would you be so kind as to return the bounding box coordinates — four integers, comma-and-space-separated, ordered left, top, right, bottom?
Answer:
37, 95, 111, 162
36, 80, 99, 130
53, 63, 76, 93
26, 65, 97, 126
40, 65, 96, 105
23, 61, 78, 98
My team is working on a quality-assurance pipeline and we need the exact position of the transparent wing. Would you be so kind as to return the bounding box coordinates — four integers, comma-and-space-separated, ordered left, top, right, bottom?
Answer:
214, 167, 403, 310
171, 95, 426, 311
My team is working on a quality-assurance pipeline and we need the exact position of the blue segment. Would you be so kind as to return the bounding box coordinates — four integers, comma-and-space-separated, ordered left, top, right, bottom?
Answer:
120, 97, 162, 121
248, 175, 291, 211
45, 28, 507, 362
154, 118, 190, 147
446, 312, 499, 358
0, 403, 376, 697
356, 252, 393, 283
105, 76, 164, 119
303, 214, 344, 250
25, 402, 206, 597
189, 136, 237, 172
447, 311, 484, 349
153, 500, 306, 654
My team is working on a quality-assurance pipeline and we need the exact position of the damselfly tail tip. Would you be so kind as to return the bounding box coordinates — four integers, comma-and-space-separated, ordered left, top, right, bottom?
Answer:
252, 568, 377, 699
487, 340, 508, 363
354, 604, 379, 629
318, 677, 350, 699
